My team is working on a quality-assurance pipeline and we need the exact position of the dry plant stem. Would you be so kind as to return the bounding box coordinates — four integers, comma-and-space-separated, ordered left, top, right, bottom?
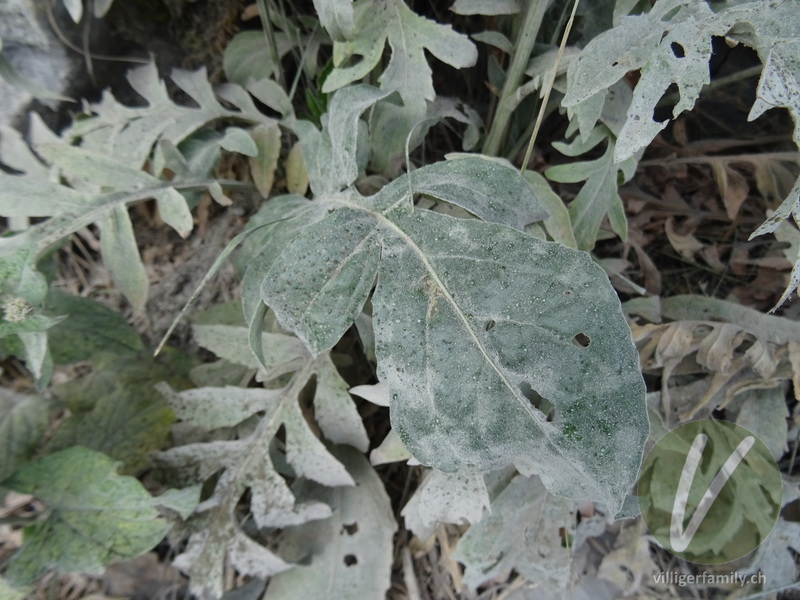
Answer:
401, 546, 422, 600
639, 152, 800, 167
519, 0, 579, 174
482, 0, 549, 156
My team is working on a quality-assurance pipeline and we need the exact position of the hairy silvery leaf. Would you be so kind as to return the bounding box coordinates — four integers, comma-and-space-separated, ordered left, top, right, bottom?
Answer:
260, 153, 648, 511
546, 127, 636, 250
312, 0, 355, 41
401, 467, 490, 540
560, 0, 800, 306
562, 0, 716, 159
98, 205, 149, 310
292, 85, 392, 196
0, 63, 271, 378
250, 122, 282, 198
323, 0, 476, 118
264, 448, 396, 600
369, 156, 547, 229
742, 516, 800, 589
157, 306, 369, 597
367, 96, 482, 174
452, 474, 575, 592
4, 447, 193, 585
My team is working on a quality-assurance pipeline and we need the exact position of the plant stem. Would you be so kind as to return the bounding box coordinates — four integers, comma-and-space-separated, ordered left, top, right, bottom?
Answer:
519, 0, 579, 174
482, 0, 549, 157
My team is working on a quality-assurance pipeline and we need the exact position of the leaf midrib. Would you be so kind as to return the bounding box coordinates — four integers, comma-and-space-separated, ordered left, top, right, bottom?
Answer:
336, 198, 553, 438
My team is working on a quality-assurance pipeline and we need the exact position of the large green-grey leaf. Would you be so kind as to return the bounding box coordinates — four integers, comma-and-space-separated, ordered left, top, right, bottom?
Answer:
264, 447, 396, 600
237, 196, 329, 324
373, 209, 647, 509
260, 170, 648, 511
3, 447, 180, 584
0, 389, 53, 482
368, 156, 548, 230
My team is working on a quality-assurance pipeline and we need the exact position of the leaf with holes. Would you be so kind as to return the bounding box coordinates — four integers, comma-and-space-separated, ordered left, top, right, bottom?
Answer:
560, 0, 800, 307
152, 305, 370, 599
259, 108, 647, 509
263, 447, 396, 600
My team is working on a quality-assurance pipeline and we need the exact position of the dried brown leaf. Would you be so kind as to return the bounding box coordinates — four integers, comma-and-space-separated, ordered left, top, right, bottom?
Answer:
664, 218, 704, 259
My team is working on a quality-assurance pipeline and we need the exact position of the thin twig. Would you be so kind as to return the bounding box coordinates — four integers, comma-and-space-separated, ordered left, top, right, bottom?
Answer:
519, 0, 580, 174
402, 547, 423, 600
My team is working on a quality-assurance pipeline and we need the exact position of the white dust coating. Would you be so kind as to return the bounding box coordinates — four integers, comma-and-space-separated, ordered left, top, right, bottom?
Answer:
401, 467, 490, 539
350, 381, 391, 407
452, 473, 575, 591
282, 400, 355, 487
314, 355, 370, 452
157, 383, 284, 430
261, 208, 382, 355
373, 209, 648, 511
367, 156, 548, 228
265, 448, 397, 600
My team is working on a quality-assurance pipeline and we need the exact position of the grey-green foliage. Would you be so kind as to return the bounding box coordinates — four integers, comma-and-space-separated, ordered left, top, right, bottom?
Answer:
152, 306, 385, 600
452, 473, 575, 592
255, 84, 648, 513
263, 448, 396, 600
546, 123, 636, 250
318, 0, 479, 172
562, 0, 800, 307
0, 62, 272, 383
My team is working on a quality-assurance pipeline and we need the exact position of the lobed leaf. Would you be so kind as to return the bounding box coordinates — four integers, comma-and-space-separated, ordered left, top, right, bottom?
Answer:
323, 0, 477, 117
264, 448, 396, 600
452, 474, 575, 592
